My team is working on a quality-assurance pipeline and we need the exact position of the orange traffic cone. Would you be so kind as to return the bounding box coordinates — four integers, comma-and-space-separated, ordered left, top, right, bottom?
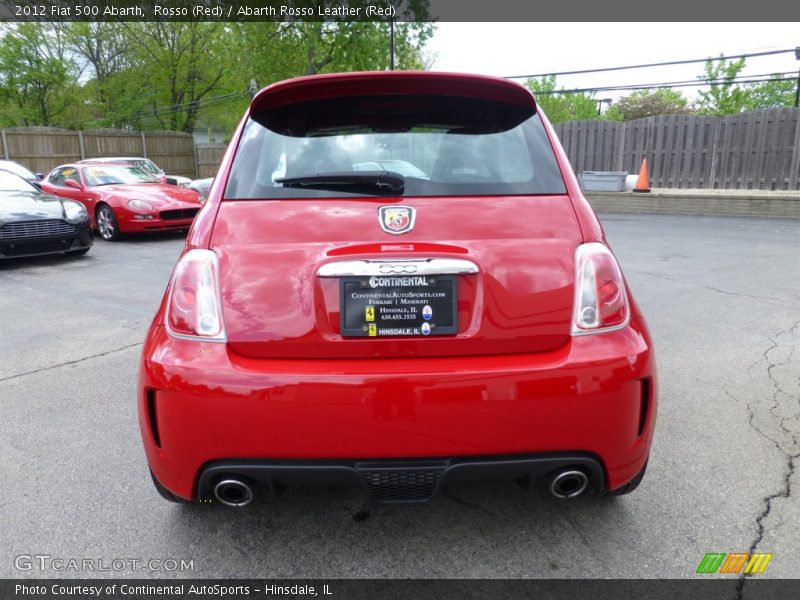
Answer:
633, 159, 650, 193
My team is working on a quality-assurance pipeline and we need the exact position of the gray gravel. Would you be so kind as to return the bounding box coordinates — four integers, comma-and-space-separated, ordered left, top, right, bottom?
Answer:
1, 216, 798, 584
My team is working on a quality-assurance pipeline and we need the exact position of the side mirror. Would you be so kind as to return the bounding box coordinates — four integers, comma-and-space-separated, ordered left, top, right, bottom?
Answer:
35, 172, 44, 180
64, 179, 83, 190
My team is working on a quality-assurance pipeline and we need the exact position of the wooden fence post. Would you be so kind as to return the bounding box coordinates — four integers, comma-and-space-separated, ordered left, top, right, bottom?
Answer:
141, 131, 148, 158
1, 129, 7, 160
707, 120, 722, 190
192, 139, 199, 179
615, 122, 626, 172
77, 130, 85, 160
789, 111, 800, 191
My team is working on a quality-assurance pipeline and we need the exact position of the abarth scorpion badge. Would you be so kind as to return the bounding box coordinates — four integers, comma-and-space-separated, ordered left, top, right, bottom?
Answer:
378, 206, 415, 235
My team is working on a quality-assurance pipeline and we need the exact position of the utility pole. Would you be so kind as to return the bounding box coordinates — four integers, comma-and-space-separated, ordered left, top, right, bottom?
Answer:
597, 98, 612, 115
390, 17, 395, 71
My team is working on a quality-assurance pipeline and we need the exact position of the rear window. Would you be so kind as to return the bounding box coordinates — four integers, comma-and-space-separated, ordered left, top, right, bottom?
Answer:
225, 94, 566, 199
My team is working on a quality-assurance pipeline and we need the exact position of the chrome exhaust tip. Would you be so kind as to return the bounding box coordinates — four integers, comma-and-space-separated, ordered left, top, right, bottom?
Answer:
214, 479, 254, 507
550, 470, 589, 499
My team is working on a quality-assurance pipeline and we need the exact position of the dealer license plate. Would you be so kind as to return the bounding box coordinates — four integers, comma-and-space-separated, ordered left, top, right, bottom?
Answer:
340, 274, 458, 337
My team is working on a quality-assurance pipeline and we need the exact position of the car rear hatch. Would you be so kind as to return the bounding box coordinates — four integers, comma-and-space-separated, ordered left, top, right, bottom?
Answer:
209, 72, 582, 359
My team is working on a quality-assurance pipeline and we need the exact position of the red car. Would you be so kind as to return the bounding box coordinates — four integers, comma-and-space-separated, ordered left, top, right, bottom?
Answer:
139, 72, 657, 507
41, 163, 202, 241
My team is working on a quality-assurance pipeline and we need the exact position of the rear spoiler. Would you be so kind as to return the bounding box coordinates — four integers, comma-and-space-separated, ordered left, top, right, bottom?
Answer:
251, 71, 537, 114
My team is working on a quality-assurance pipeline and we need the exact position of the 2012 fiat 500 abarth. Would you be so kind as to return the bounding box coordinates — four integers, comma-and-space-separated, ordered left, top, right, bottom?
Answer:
138, 72, 657, 507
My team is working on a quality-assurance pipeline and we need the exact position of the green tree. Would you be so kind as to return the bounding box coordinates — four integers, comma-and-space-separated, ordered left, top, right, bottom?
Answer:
696, 56, 751, 115
2, 17, 436, 135
604, 88, 693, 121
745, 76, 796, 109
230, 21, 432, 82
525, 75, 598, 123
62, 22, 135, 127
120, 22, 233, 133
0, 23, 79, 126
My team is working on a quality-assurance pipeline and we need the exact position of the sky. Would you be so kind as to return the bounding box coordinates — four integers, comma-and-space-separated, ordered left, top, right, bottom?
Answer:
426, 23, 800, 104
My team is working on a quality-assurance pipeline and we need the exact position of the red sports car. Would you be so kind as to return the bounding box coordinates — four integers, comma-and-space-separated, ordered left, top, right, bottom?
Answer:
41, 163, 202, 241
138, 72, 657, 507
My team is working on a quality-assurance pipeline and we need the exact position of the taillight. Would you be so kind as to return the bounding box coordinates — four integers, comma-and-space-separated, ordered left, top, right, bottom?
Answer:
571, 242, 629, 335
165, 249, 226, 341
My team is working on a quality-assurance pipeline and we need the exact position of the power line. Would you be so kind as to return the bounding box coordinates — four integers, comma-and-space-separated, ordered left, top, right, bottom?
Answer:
505, 48, 798, 80
70, 89, 248, 127
533, 75, 798, 96
529, 71, 798, 94
61, 47, 800, 127
123, 91, 246, 122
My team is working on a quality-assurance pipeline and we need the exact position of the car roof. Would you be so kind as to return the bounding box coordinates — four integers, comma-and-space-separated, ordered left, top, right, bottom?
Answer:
78, 157, 148, 163
0, 168, 38, 187
52, 163, 133, 174
71, 162, 138, 168
0, 160, 36, 177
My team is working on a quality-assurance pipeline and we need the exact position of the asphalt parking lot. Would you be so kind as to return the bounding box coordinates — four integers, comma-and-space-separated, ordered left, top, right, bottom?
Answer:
1, 214, 799, 584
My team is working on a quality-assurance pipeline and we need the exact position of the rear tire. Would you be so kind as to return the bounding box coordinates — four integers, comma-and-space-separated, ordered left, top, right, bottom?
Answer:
608, 460, 648, 496
96, 205, 121, 241
150, 470, 191, 504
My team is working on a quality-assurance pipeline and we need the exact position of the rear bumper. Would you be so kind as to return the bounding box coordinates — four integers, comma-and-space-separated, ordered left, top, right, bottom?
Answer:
138, 317, 657, 501
196, 454, 605, 504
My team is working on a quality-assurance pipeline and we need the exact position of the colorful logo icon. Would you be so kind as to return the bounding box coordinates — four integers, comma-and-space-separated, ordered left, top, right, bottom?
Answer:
378, 206, 415, 235
422, 305, 433, 321
365, 306, 375, 322
368, 323, 377, 337
421, 322, 431, 335
696, 552, 773, 574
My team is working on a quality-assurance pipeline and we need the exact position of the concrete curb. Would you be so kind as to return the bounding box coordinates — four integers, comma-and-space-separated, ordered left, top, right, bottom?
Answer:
585, 191, 800, 220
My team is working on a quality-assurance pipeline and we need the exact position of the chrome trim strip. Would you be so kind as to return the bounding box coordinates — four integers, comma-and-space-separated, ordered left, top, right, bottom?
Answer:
317, 258, 479, 277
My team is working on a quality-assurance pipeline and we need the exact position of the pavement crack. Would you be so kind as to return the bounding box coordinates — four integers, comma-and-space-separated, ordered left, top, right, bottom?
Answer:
629, 270, 798, 308
735, 455, 796, 600
729, 320, 800, 599
0, 342, 142, 383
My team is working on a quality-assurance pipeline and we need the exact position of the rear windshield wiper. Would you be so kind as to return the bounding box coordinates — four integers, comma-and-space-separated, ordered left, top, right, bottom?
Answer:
275, 171, 404, 194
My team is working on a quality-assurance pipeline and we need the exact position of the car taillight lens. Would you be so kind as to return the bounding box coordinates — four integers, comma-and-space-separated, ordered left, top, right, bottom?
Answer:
571, 242, 629, 335
166, 249, 226, 341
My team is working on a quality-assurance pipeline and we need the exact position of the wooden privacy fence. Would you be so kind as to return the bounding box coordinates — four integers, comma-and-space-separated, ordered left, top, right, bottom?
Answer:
195, 143, 227, 179
6, 110, 800, 190
0, 127, 200, 179
553, 108, 800, 190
